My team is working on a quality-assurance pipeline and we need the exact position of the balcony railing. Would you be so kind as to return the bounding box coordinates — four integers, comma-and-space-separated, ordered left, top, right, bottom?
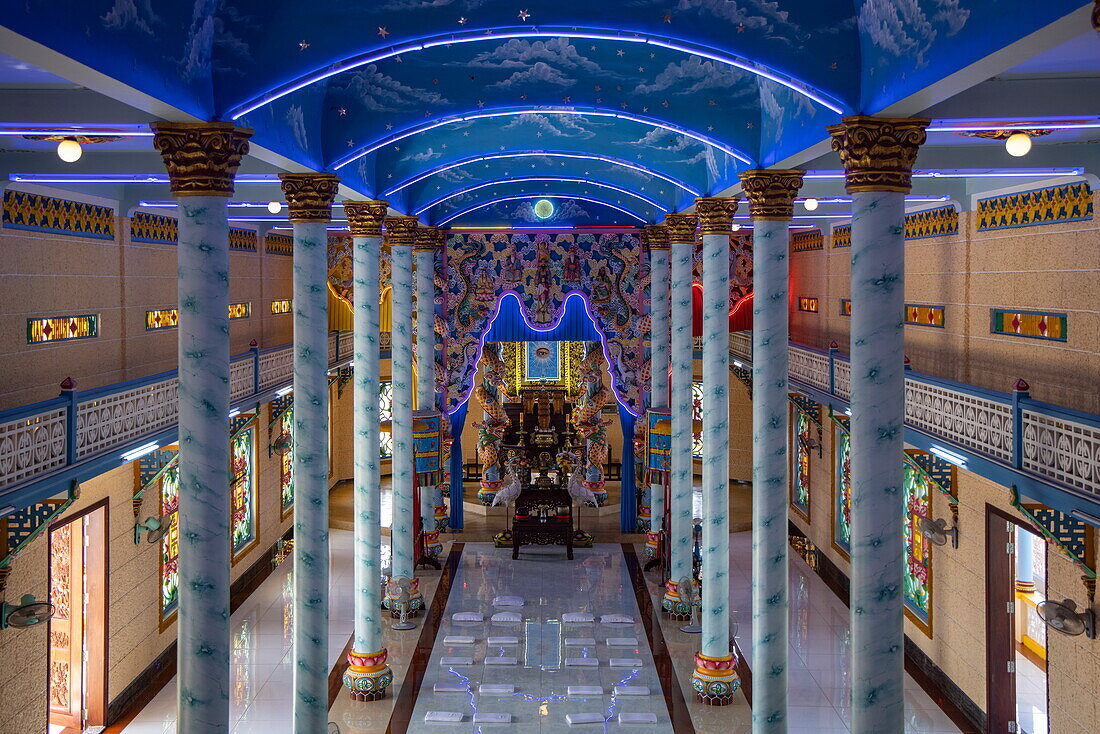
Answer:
0, 331, 354, 503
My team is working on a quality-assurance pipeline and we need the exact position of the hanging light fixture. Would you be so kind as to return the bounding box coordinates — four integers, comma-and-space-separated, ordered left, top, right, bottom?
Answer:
267, 201, 283, 214
56, 138, 82, 163
803, 198, 819, 211
1005, 133, 1033, 157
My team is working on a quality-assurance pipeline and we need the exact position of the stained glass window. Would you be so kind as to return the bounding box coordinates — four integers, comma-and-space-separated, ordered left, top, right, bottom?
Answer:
379, 381, 394, 459
231, 427, 256, 556
160, 465, 180, 620
904, 463, 932, 627
791, 410, 811, 518
834, 430, 852, 553
271, 299, 292, 315
691, 381, 704, 458
27, 314, 98, 343
280, 409, 294, 513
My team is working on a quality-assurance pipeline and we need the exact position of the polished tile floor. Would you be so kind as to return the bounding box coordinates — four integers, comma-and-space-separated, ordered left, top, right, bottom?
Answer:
1015, 652, 1048, 734
406, 542, 674, 733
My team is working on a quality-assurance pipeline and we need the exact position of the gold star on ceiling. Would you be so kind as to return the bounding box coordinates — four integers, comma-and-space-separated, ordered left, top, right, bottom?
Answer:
377, 27, 389, 39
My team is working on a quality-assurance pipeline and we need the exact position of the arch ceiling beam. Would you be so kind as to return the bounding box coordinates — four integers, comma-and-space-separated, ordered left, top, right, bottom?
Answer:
437, 194, 648, 226
413, 176, 667, 217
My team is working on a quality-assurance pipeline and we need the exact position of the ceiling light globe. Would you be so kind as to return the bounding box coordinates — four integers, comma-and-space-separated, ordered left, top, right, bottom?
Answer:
803, 198, 819, 211
267, 201, 283, 214
56, 139, 82, 163
730, 223, 742, 232
1005, 133, 1032, 158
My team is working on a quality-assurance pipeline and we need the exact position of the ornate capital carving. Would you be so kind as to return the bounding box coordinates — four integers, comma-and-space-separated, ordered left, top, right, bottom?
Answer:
150, 122, 252, 197
384, 215, 418, 247
642, 223, 669, 251
694, 197, 740, 234
415, 225, 446, 251
827, 116, 929, 193
738, 169, 804, 220
279, 173, 341, 222
344, 200, 389, 237
664, 213, 696, 244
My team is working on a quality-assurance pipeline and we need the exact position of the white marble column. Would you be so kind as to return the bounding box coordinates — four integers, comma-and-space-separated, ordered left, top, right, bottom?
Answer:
645, 224, 670, 534
280, 173, 340, 733
740, 170, 804, 730
343, 201, 392, 700
692, 198, 741, 705
152, 122, 250, 734
662, 213, 696, 619
829, 117, 928, 734
384, 216, 424, 610
415, 227, 442, 539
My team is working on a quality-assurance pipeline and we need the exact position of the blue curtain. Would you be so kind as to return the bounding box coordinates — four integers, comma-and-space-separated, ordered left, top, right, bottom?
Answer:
618, 405, 637, 533
448, 405, 468, 530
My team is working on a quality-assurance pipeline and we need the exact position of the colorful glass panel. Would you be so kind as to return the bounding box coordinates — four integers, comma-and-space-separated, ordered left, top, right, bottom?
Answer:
835, 430, 851, 553
797, 297, 819, 313
160, 466, 180, 619
691, 381, 704, 459
379, 381, 394, 459
280, 409, 294, 512
271, 299, 292, 315
990, 309, 1067, 341
231, 427, 256, 556
905, 304, 945, 328
145, 308, 179, 330
27, 314, 98, 343
791, 410, 811, 517
228, 302, 251, 320
903, 463, 932, 626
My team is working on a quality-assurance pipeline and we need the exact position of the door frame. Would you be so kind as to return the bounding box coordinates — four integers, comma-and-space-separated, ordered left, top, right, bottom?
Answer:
47, 499, 109, 729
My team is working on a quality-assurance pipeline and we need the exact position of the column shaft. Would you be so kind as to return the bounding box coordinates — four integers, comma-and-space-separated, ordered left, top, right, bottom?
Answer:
751, 217, 790, 731
649, 246, 670, 530
291, 220, 331, 731
176, 196, 231, 732
849, 189, 906, 732
415, 245, 437, 532
668, 239, 694, 589
391, 242, 415, 580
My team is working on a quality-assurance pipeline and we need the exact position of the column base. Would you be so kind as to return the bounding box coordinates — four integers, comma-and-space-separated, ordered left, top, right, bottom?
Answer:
1015, 580, 1036, 594
382, 577, 425, 618
434, 503, 449, 532
643, 531, 660, 559
582, 480, 608, 506
493, 529, 513, 547
343, 648, 393, 701
422, 529, 443, 559
691, 652, 740, 706
661, 579, 697, 620
478, 479, 505, 505
636, 506, 652, 533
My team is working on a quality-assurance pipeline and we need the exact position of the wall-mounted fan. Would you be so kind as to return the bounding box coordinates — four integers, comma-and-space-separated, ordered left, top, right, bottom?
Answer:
1, 593, 54, 630
134, 514, 171, 544
1037, 598, 1096, 639
919, 516, 959, 548
677, 575, 702, 634
271, 431, 292, 456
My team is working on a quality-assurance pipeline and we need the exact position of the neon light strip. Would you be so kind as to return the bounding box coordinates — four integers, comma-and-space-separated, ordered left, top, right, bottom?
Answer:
333, 108, 753, 169
0, 124, 154, 136
227, 28, 844, 120
928, 120, 1100, 132
414, 177, 666, 216
384, 151, 700, 196
139, 200, 346, 208
437, 194, 647, 226
804, 168, 1083, 179
794, 196, 949, 204
9, 174, 281, 183
229, 217, 349, 223
448, 292, 640, 416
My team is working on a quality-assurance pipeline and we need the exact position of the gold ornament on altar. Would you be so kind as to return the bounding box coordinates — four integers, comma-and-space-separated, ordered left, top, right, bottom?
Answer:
344, 200, 389, 237
278, 173, 341, 222
694, 197, 740, 234
151, 122, 253, 197
738, 170, 805, 220
827, 116, 929, 194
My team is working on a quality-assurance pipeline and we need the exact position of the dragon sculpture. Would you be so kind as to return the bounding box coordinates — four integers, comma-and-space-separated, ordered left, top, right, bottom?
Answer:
474, 342, 512, 504
572, 343, 611, 505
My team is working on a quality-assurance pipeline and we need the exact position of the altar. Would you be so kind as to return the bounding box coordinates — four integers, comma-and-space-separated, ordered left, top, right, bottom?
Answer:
510, 475, 575, 560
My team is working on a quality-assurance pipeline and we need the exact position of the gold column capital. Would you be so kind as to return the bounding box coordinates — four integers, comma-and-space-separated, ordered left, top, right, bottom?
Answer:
415, 225, 446, 252
827, 116, 929, 194
384, 215, 419, 247
694, 197, 740, 234
663, 213, 696, 244
150, 122, 252, 197
278, 173, 341, 222
344, 200, 389, 237
738, 169, 805, 220
642, 223, 669, 251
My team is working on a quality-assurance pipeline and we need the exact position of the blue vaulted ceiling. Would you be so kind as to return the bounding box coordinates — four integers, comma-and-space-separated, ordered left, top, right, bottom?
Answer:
0, 1, 1089, 224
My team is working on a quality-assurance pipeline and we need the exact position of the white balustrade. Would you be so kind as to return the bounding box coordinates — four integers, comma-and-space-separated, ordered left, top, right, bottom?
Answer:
76, 377, 179, 458
1022, 410, 1100, 499
788, 346, 831, 393
834, 359, 851, 401
730, 331, 752, 361
904, 380, 1014, 462
328, 332, 338, 364
230, 358, 254, 402
259, 348, 294, 390
0, 408, 67, 488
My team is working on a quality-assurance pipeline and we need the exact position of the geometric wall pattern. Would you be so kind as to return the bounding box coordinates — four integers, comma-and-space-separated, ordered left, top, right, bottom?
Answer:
3, 190, 114, 240
905, 205, 959, 239
977, 181, 1093, 231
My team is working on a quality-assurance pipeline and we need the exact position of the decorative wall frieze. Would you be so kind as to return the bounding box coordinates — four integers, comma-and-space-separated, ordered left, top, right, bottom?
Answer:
265, 232, 294, 256
150, 122, 253, 197
905, 205, 958, 239
977, 181, 1093, 231
384, 215, 419, 247
791, 229, 823, 252
694, 197, 740, 233
3, 190, 114, 240
344, 200, 389, 238
739, 169, 804, 220
279, 173, 341, 222
827, 116, 930, 193
664, 213, 695, 244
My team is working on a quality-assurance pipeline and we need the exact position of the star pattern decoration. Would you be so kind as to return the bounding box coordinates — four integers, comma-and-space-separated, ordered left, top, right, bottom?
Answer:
337, 107, 347, 116
518, 9, 531, 21
346, 139, 354, 147
458, 17, 468, 25
663, 11, 672, 23
386, 123, 394, 130
377, 27, 389, 39
298, 40, 310, 51
477, 100, 486, 108
616, 49, 625, 57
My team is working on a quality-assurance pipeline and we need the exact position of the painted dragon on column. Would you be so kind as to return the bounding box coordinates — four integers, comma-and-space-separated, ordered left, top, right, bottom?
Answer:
573, 343, 611, 506
475, 342, 511, 505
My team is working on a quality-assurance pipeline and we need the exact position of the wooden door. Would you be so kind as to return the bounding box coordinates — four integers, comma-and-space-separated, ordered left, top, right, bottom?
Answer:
986, 508, 1016, 734
48, 519, 84, 728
